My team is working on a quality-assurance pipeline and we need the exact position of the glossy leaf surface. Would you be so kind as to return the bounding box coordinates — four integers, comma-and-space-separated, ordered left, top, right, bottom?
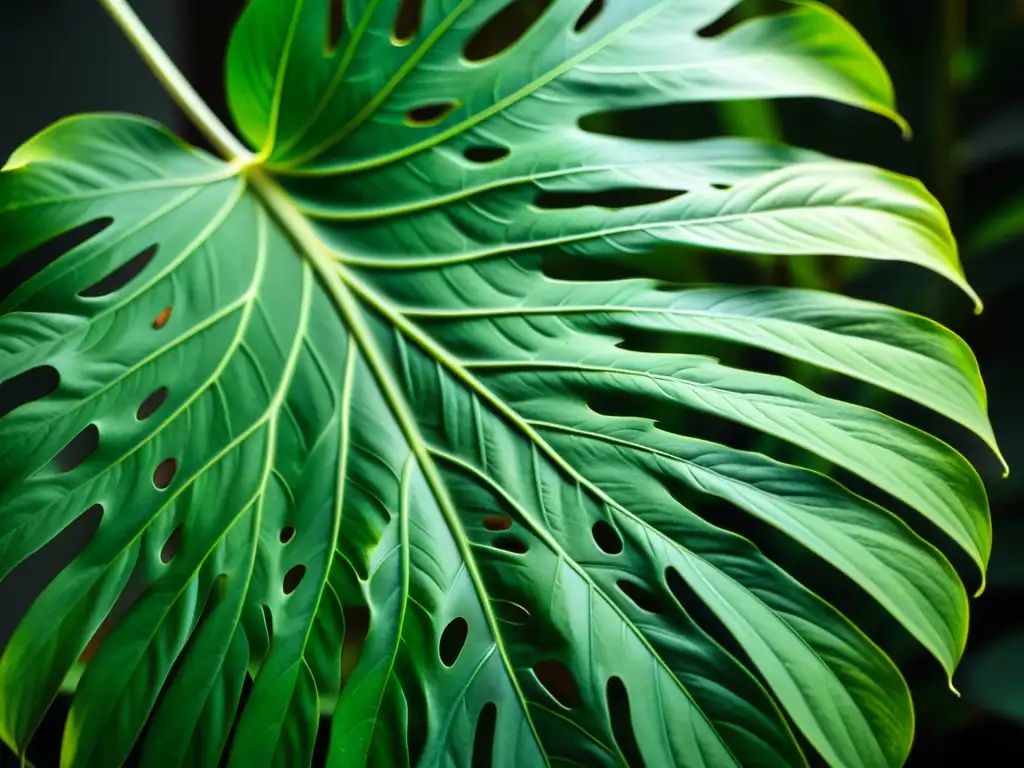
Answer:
0, 1, 996, 767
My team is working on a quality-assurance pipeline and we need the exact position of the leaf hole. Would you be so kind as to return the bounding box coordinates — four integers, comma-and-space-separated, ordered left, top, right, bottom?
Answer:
482, 514, 513, 531
464, 146, 510, 164
578, 103, 722, 142
664, 566, 741, 656
607, 677, 646, 768
136, 386, 169, 421
492, 533, 529, 554
393, 0, 423, 43
592, 520, 623, 555
587, 389, 771, 471
79, 244, 158, 298
153, 458, 178, 490
280, 525, 296, 544
160, 524, 184, 564
82, 558, 149, 667
665, 567, 699, 613
0, 217, 113, 304
533, 660, 579, 708
617, 580, 663, 614
494, 601, 531, 626
534, 188, 686, 211
711, 182, 733, 191
698, 0, 791, 39
283, 564, 307, 594
262, 604, 275, 641
464, 0, 554, 62
152, 306, 173, 330
406, 673, 430, 765
406, 102, 459, 127
0, 365, 59, 419
0, 503, 103, 655
341, 605, 370, 685
52, 423, 100, 473
327, 0, 344, 52
439, 616, 469, 667
575, 0, 604, 32
472, 702, 498, 768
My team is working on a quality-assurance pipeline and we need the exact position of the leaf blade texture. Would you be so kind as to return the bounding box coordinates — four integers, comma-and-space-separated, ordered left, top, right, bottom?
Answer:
0, 2, 997, 767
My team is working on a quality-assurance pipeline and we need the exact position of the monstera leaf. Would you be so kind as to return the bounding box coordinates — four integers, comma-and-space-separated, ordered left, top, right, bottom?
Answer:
0, 1, 1000, 766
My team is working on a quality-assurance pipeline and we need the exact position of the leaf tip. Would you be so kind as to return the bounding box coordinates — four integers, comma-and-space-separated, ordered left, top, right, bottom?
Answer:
962, 283, 984, 315
1, 159, 28, 173
983, 438, 1010, 478
973, 574, 987, 599
894, 114, 913, 141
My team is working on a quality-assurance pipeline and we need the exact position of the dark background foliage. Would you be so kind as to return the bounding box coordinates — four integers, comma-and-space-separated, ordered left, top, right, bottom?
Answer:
1, 0, 1021, 765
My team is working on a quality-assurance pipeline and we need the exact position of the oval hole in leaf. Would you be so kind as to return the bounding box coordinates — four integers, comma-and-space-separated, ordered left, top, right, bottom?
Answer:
439, 616, 469, 667
0, 365, 59, 419
464, 146, 510, 164
283, 564, 307, 594
160, 524, 184, 564
280, 525, 296, 544
492, 533, 529, 554
405, 676, 430, 764
472, 702, 498, 768
262, 604, 274, 641
698, 0, 788, 38
494, 601, 531, 626
482, 514, 512, 531
711, 182, 733, 191
393, 0, 423, 43
665, 566, 704, 614
575, 0, 604, 32
52, 423, 99, 473
592, 520, 623, 555
342, 604, 370, 684
602, 679, 643, 768
327, 0, 344, 52
664, 566, 739, 654
534, 660, 579, 708
606, 677, 646, 767
153, 458, 178, 490
0, 503, 103, 650
464, 0, 554, 62
617, 580, 663, 614
406, 102, 459, 127
136, 386, 168, 421
0, 217, 113, 304
535, 188, 686, 211
78, 244, 158, 298
152, 306, 173, 330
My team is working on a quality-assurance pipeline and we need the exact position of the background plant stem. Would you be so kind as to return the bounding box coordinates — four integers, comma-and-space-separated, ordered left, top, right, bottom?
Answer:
97, 0, 251, 163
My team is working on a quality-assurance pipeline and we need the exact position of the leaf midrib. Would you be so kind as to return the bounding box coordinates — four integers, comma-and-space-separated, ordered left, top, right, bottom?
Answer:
249, 166, 770, 763
323, 215, 904, 766
332, 201, 961, 276
245, 167, 552, 764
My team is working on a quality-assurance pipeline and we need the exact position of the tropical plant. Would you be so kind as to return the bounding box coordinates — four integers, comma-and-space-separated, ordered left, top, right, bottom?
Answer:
0, 1, 1002, 766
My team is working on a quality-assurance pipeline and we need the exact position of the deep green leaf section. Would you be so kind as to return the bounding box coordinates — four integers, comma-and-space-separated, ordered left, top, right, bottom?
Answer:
0, 1, 997, 767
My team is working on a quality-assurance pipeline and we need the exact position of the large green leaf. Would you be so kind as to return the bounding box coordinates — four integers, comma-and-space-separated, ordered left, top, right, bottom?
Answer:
0, 1, 997, 766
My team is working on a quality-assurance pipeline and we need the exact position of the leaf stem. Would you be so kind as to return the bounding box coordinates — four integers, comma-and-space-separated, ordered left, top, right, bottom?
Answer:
97, 0, 253, 163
